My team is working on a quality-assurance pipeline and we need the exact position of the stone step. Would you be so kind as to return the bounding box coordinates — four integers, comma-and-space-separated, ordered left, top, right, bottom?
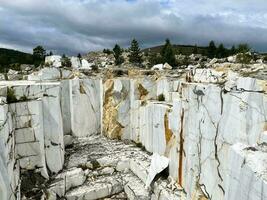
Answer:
65, 175, 123, 200
123, 172, 150, 200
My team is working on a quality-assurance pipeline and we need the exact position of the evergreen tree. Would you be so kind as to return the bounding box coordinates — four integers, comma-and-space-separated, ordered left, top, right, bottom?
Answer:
33, 46, 46, 59
128, 39, 142, 65
207, 41, 217, 58
61, 55, 71, 68
113, 44, 124, 65
230, 45, 236, 55
237, 43, 250, 53
160, 39, 176, 67
33, 45, 46, 67
217, 43, 226, 58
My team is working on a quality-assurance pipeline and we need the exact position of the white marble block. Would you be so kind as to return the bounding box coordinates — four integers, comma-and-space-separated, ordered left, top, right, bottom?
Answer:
70, 78, 102, 137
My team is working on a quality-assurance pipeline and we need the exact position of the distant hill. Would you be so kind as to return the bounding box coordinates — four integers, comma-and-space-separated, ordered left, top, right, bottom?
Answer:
0, 48, 34, 66
143, 44, 209, 56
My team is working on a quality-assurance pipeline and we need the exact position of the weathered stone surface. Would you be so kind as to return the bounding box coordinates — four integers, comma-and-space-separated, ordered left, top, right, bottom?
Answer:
224, 143, 267, 200
70, 78, 102, 137
81, 59, 93, 69
48, 168, 86, 197
71, 57, 82, 69
145, 153, 169, 188
28, 67, 61, 81
45, 55, 62, 68
65, 176, 123, 200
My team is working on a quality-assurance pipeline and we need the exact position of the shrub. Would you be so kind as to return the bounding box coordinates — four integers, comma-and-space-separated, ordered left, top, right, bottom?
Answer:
158, 94, 165, 101
7, 87, 17, 103
236, 53, 253, 64
61, 57, 72, 68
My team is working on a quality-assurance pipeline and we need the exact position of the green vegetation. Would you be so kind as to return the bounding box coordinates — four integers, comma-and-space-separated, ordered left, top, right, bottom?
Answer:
61, 54, 72, 68
160, 39, 176, 67
236, 53, 253, 64
113, 44, 124, 65
237, 44, 250, 54
128, 39, 143, 65
0, 48, 34, 72
147, 39, 177, 68
158, 94, 165, 101
103, 49, 112, 55
7, 88, 17, 103
33, 45, 46, 66
148, 52, 162, 67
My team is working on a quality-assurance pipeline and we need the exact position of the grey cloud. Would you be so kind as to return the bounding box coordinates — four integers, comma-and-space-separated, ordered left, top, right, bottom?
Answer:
0, 0, 267, 55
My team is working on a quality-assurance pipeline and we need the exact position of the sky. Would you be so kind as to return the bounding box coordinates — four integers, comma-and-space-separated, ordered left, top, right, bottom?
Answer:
0, 0, 267, 55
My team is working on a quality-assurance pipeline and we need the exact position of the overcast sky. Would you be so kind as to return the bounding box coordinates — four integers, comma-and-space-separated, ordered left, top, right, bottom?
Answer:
0, 0, 267, 55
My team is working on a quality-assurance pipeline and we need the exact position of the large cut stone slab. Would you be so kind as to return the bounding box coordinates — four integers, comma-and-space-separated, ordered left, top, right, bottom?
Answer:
70, 78, 102, 137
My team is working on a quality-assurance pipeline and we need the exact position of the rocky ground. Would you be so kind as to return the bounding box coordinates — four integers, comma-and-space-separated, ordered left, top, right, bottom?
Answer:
21, 135, 185, 200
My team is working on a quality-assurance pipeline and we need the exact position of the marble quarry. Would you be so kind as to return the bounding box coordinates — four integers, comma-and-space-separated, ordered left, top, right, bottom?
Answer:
0, 64, 266, 200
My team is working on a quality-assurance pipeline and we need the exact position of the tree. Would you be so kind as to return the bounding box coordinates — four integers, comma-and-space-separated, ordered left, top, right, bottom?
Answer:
33, 45, 46, 67
61, 56, 71, 68
207, 41, 217, 58
113, 44, 124, 65
103, 49, 112, 55
160, 39, 176, 67
148, 52, 162, 67
128, 39, 143, 65
33, 46, 46, 59
77, 53, 82, 59
237, 43, 250, 53
230, 45, 236, 55
216, 43, 226, 58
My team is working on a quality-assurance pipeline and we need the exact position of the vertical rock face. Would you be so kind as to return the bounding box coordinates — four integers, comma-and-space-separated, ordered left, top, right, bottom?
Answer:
10, 101, 48, 178
70, 78, 103, 137
0, 66, 266, 200
0, 104, 20, 200
102, 69, 267, 200
224, 143, 267, 200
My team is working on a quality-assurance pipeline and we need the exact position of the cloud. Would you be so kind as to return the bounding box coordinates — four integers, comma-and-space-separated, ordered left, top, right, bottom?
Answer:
0, 0, 267, 55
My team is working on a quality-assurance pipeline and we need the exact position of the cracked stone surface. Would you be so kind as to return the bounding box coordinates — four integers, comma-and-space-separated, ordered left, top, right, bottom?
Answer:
0, 64, 266, 200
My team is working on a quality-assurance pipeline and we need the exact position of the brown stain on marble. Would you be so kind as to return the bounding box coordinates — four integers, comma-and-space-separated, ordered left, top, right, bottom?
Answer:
138, 83, 149, 100
164, 110, 175, 157
263, 122, 267, 131
164, 111, 173, 144
103, 79, 123, 139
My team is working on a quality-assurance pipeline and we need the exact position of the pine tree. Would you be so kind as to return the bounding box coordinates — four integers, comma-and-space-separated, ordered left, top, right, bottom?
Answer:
33, 45, 46, 67
160, 39, 176, 67
113, 44, 124, 65
128, 39, 142, 65
237, 43, 250, 53
217, 43, 226, 58
230, 45, 236, 55
207, 41, 217, 58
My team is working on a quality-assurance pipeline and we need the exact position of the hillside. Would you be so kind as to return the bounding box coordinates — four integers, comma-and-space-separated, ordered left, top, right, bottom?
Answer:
143, 44, 209, 55
0, 48, 34, 66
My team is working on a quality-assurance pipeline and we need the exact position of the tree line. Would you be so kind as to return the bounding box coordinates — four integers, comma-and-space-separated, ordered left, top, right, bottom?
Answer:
207, 41, 250, 59
107, 39, 251, 68
0, 39, 253, 71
